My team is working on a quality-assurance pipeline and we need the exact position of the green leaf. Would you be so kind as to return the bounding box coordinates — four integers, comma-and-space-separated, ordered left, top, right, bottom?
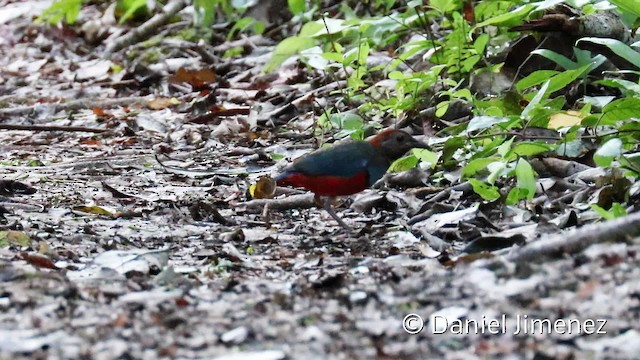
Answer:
547, 64, 591, 93
441, 137, 465, 163
577, 37, 640, 69
531, 49, 577, 70
357, 41, 370, 66
118, 0, 147, 24
591, 204, 613, 220
436, 101, 449, 118
592, 203, 627, 220
469, 179, 501, 201
619, 153, 640, 173
413, 149, 440, 168
473, 4, 535, 29
515, 158, 536, 200
389, 155, 419, 172
611, 202, 628, 218
601, 97, 640, 123
487, 161, 507, 184
287, 0, 305, 15
430, 0, 458, 13
506, 142, 554, 159
466, 116, 510, 132
37, 0, 83, 24
518, 65, 590, 95
194, 0, 215, 27
516, 70, 559, 92
497, 137, 514, 158
597, 79, 640, 95
299, 22, 324, 37
521, 80, 550, 120
462, 157, 502, 178
263, 36, 316, 73
608, 0, 640, 17
474, 34, 489, 55
506, 187, 529, 205
594, 138, 623, 167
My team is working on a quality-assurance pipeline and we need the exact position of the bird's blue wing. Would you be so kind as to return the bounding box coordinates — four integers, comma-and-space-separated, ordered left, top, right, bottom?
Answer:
283, 142, 374, 178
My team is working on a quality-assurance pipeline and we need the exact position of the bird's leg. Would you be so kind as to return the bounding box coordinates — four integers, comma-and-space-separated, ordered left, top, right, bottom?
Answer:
319, 196, 352, 231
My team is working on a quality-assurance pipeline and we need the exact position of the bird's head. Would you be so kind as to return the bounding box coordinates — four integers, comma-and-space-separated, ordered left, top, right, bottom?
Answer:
368, 129, 430, 162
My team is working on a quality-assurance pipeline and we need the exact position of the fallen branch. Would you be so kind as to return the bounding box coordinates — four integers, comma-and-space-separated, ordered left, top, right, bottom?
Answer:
243, 194, 316, 211
0, 124, 107, 133
0, 96, 152, 118
104, 0, 188, 56
507, 210, 640, 263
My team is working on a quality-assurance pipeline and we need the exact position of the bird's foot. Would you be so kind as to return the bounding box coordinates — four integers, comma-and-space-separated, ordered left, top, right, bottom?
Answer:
319, 196, 353, 231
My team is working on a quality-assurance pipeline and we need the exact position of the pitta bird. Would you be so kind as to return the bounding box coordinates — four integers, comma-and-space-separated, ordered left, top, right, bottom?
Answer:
275, 129, 429, 229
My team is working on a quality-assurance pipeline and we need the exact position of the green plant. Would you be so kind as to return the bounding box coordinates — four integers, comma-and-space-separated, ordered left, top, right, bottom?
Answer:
37, 0, 83, 25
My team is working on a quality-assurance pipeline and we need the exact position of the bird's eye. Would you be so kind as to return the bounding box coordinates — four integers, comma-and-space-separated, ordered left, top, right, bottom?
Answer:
396, 134, 404, 142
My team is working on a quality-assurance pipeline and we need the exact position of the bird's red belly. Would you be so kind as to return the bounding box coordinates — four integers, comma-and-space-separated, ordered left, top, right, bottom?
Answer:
278, 171, 369, 196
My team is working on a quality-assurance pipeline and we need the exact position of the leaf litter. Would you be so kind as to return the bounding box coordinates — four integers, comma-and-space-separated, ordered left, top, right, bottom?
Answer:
0, 1, 640, 359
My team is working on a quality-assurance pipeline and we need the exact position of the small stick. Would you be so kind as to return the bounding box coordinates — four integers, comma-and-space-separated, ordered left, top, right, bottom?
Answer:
0, 124, 107, 133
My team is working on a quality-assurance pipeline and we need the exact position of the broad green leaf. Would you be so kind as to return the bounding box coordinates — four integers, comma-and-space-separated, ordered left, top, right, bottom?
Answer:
507, 142, 554, 159
118, 0, 146, 24
517, 70, 559, 92
497, 137, 515, 158
474, 34, 490, 55
546, 64, 591, 93
436, 101, 449, 118
430, 0, 458, 13
287, 0, 305, 15
300, 47, 328, 70
466, 116, 510, 132
194, 0, 215, 27
591, 203, 626, 220
469, 179, 501, 201
515, 158, 536, 200
591, 204, 614, 220
299, 22, 324, 37
611, 202, 628, 217
597, 79, 640, 95
413, 149, 440, 168
310, 18, 349, 36
37, 0, 83, 24
441, 137, 465, 163
357, 41, 370, 66
594, 138, 623, 167
534, 0, 566, 10
577, 37, 640, 69
518, 65, 590, 95
531, 49, 577, 70
601, 97, 640, 123
389, 155, 419, 172
263, 36, 316, 73
521, 80, 550, 120
506, 187, 529, 205
619, 153, 640, 173
462, 157, 502, 177
487, 161, 508, 184
606, 0, 640, 19
473, 4, 535, 29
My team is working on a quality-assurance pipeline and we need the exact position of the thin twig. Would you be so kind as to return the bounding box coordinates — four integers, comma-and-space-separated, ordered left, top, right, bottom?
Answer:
507, 210, 640, 263
0, 124, 107, 133
0, 96, 152, 118
103, 0, 189, 56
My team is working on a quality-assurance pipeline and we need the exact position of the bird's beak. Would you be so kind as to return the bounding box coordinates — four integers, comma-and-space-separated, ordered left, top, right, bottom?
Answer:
410, 137, 430, 149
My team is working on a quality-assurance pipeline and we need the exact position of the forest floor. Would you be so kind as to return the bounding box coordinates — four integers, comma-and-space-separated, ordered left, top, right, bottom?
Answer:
1, 1, 639, 359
